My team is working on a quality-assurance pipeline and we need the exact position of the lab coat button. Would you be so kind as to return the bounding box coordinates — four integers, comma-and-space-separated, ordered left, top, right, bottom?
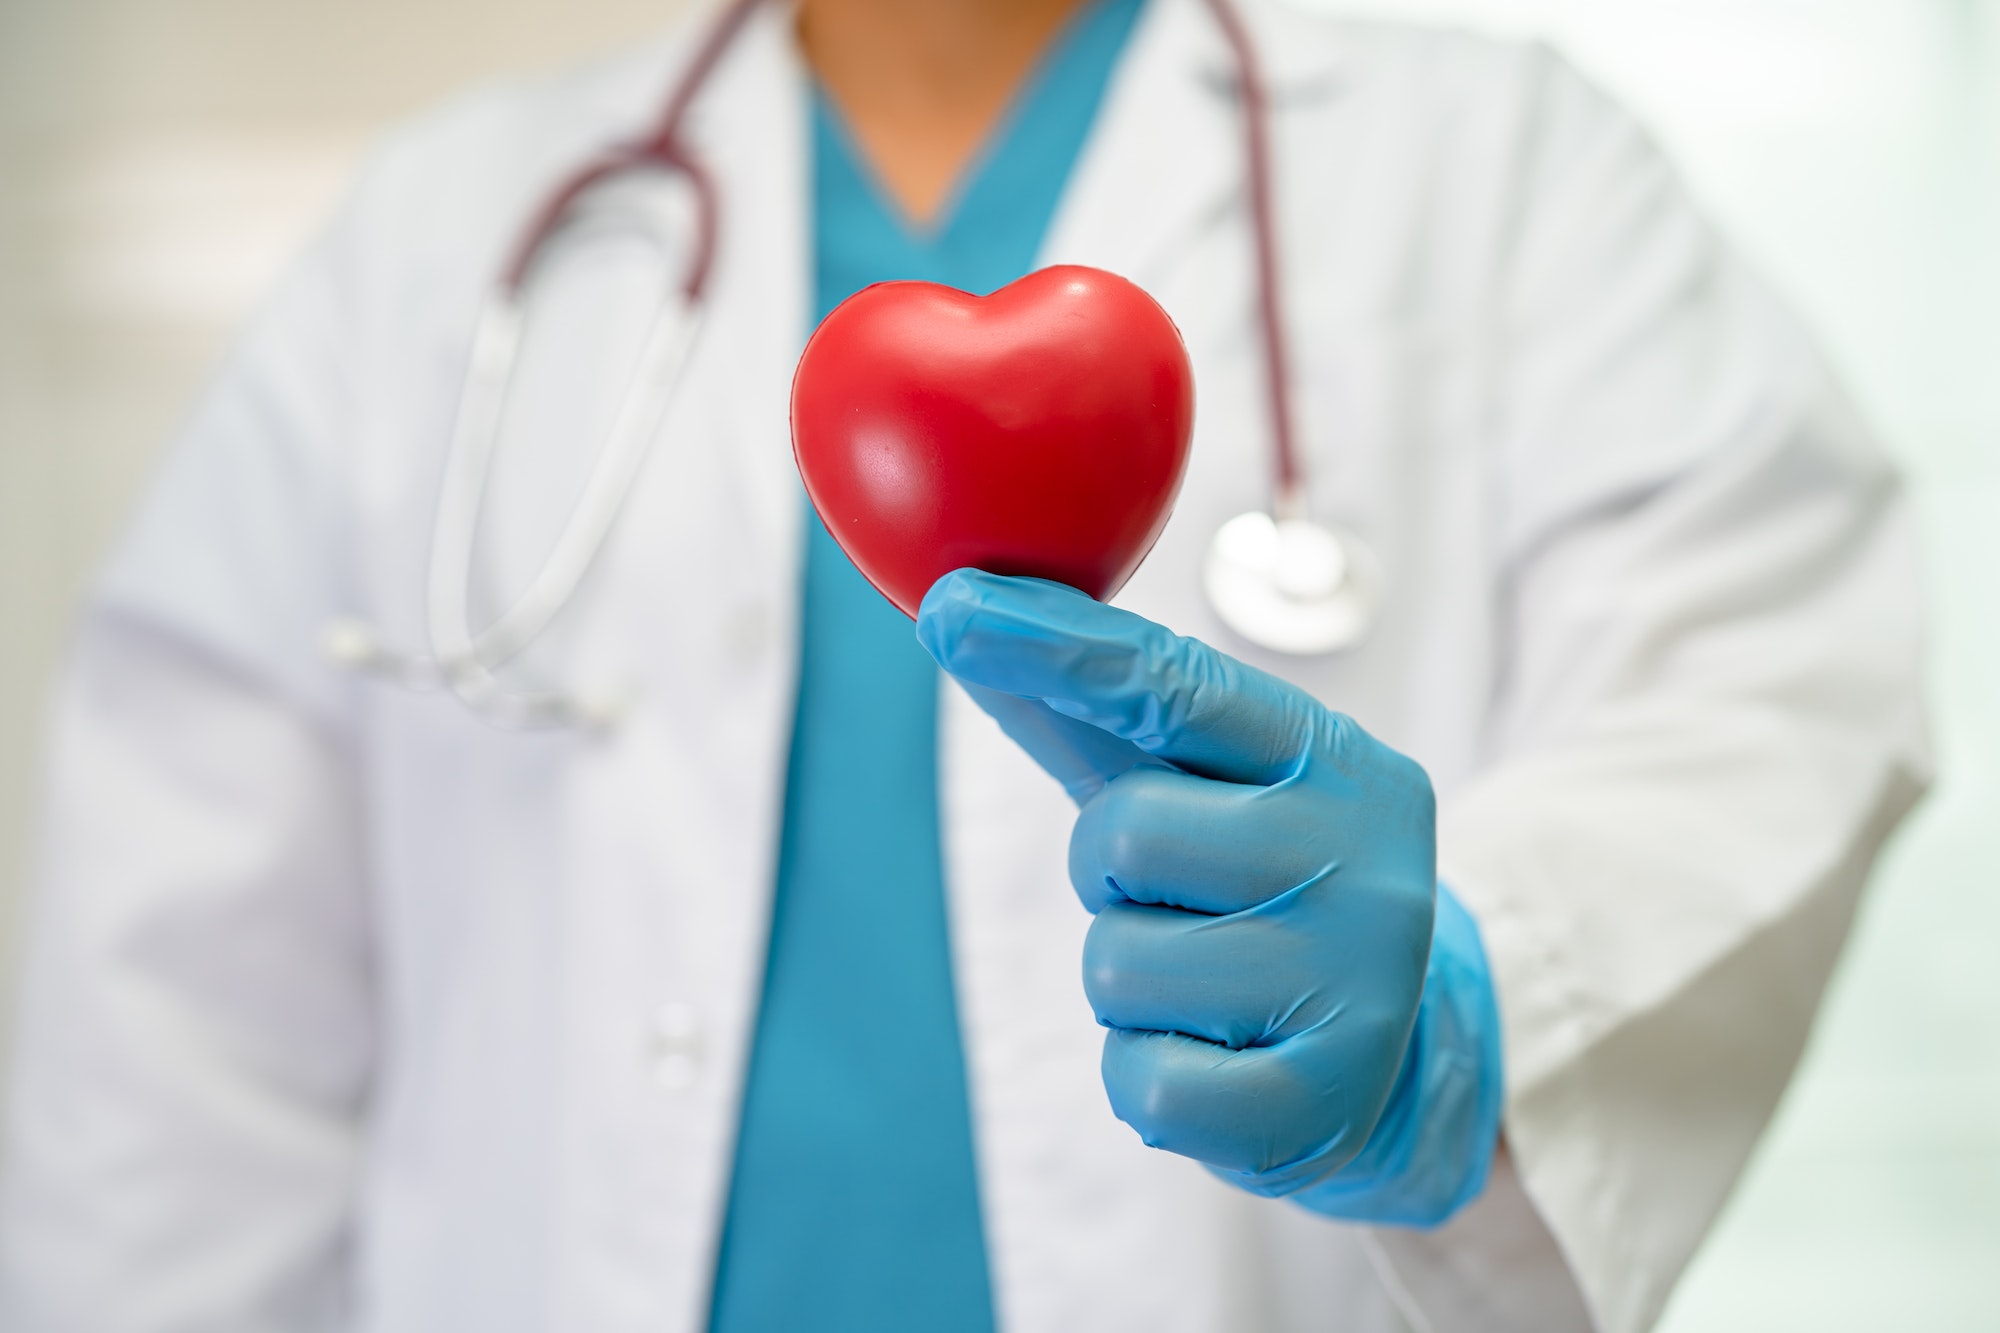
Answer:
646, 1001, 705, 1090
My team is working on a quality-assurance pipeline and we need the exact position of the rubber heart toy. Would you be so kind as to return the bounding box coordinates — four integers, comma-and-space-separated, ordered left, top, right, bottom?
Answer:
790, 265, 1196, 618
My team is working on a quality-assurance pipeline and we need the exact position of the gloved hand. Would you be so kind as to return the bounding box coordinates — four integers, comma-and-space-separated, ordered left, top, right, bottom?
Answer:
916, 570, 1502, 1227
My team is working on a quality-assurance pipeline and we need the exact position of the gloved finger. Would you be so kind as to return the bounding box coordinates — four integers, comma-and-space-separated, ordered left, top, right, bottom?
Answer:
1068, 766, 1333, 913
1083, 900, 1333, 1049
952, 680, 1173, 806
916, 570, 1319, 785
1100, 1027, 1379, 1179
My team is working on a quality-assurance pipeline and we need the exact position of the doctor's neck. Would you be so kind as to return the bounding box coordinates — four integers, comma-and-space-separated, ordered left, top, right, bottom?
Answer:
797, 0, 1093, 225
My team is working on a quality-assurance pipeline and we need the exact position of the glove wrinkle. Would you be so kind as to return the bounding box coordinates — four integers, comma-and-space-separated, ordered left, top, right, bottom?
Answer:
918, 570, 1504, 1230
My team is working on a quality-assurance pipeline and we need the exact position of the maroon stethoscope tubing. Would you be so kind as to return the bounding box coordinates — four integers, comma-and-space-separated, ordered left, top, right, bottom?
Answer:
497, 0, 767, 299
1196, 0, 1302, 514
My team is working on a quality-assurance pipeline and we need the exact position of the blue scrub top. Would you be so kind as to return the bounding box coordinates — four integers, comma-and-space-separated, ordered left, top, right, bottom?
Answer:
705, 2, 1147, 1330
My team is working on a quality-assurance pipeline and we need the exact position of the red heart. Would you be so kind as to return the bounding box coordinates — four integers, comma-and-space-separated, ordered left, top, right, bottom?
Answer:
790, 265, 1196, 618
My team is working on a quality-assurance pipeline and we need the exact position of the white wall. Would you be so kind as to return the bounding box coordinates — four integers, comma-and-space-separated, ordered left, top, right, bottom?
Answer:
1, 0, 1995, 1326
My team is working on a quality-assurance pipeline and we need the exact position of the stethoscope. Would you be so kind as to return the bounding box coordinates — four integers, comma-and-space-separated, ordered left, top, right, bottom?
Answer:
325, 0, 1379, 729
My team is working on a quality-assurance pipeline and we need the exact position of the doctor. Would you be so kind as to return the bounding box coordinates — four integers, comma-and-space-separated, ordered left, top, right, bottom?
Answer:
0, 0, 1926, 1328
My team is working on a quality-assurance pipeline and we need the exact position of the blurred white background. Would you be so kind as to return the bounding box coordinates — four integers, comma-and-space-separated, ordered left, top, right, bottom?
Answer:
1, 0, 1995, 1326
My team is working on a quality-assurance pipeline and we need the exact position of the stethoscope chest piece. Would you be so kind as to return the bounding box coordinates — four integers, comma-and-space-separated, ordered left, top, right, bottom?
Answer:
1203, 510, 1379, 655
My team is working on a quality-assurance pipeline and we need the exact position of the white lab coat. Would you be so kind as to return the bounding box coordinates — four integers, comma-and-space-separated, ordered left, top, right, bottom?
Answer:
0, 0, 1927, 1329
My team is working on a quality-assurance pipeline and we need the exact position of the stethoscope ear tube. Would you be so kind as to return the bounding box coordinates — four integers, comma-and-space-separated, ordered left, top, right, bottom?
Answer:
425, 292, 703, 699
326, 262, 703, 731
424, 295, 522, 683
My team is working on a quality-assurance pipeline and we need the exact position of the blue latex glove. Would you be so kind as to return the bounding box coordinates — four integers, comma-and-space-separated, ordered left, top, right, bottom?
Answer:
915, 571, 1502, 1227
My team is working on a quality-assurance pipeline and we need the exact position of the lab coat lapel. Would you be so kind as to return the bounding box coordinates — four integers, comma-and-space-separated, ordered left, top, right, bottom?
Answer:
644, 7, 812, 1325
681, 0, 813, 567
1039, 0, 1238, 285
543, 6, 810, 1329
1038, 0, 1347, 287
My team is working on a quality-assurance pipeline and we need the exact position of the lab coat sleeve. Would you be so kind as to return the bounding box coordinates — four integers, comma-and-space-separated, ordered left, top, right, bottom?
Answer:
1432, 50, 1930, 1333
0, 204, 372, 1331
